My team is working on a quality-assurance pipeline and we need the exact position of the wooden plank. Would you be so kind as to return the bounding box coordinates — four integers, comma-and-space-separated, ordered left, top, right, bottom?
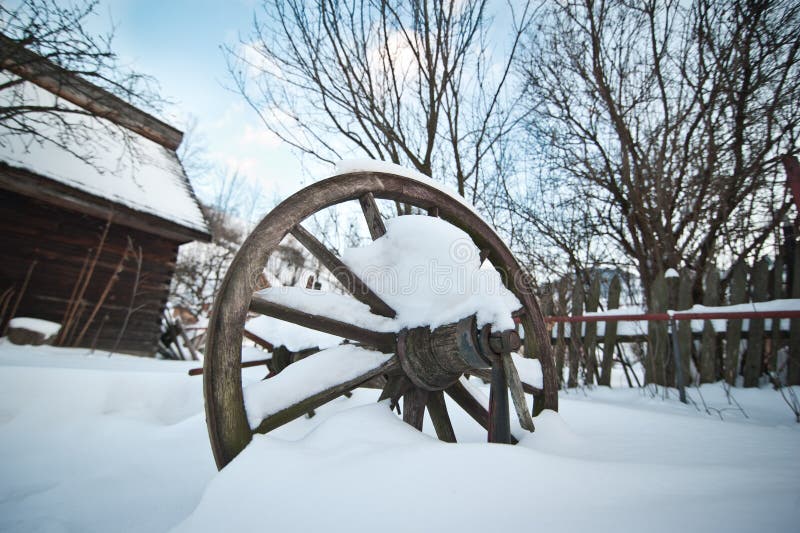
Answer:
769, 257, 784, 373
502, 353, 535, 432
290, 224, 395, 318
599, 275, 621, 386
790, 244, 800, 385
743, 258, 769, 387
555, 281, 568, 387
699, 267, 720, 383
583, 276, 601, 385
249, 294, 396, 353
358, 193, 387, 240
567, 281, 583, 388
724, 262, 747, 385
253, 357, 399, 434
647, 272, 668, 386
426, 390, 456, 442
676, 270, 694, 387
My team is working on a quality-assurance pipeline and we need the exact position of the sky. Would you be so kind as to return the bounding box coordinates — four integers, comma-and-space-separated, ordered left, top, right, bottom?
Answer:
94, 0, 311, 216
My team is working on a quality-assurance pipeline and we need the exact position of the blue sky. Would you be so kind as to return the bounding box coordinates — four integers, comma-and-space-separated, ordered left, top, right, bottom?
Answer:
96, 0, 307, 212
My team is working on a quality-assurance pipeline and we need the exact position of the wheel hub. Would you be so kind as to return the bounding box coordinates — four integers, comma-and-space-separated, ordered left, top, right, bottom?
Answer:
396, 315, 520, 391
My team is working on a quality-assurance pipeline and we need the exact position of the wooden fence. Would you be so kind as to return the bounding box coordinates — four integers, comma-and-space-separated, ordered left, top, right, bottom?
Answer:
540, 255, 800, 389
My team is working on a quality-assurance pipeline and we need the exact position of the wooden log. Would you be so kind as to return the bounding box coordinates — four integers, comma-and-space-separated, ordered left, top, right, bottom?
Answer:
567, 281, 583, 388
724, 262, 747, 385
583, 275, 600, 385
647, 272, 668, 386
676, 271, 694, 386
699, 267, 720, 383
599, 275, 621, 386
290, 224, 395, 318
743, 258, 769, 387
426, 390, 456, 442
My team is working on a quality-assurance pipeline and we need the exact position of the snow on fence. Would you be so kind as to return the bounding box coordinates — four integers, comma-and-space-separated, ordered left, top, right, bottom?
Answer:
540, 259, 800, 390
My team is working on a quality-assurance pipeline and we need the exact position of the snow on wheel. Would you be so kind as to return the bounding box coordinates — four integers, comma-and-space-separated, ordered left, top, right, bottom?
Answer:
203, 161, 558, 469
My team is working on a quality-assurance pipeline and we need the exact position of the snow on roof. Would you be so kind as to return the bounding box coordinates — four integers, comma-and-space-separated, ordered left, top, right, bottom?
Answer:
0, 77, 208, 236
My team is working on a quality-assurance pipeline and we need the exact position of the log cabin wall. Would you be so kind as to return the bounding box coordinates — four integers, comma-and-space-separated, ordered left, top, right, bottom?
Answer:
0, 188, 180, 356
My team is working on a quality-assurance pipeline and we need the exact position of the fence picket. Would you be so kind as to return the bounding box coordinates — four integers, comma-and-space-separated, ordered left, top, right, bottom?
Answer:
789, 246, 800, 385
769, 257, 784, 373
567, 281, 584, 388
725, 262, 747, 385
743, 259, 769, 387
584, 276, 601, 385
677, 271, 694, 385
599, 275, 620, 386
699, 267, 719, 383
647, 272, 668, 386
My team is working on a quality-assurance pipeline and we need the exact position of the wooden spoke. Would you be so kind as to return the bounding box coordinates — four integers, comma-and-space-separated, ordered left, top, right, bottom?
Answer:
502, 354, 535, 432
379, 374, 413, 403
243, 329, 275, 351
427, 206, 440, 217
488, 356, 511, 444
402, 387, 428, 430
253, 356, 399, 435
250, 295, 396, 353
445, 379, 518, 444
426, 390, 456, 443
359, 192, 386, 240
290, 224, 396, 318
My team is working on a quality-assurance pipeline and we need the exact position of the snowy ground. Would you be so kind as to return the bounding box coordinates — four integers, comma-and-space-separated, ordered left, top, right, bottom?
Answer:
1, 342, 798, 532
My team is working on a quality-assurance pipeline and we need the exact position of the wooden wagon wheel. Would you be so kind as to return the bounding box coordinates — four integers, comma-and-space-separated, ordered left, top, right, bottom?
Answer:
204, 170, 558, 470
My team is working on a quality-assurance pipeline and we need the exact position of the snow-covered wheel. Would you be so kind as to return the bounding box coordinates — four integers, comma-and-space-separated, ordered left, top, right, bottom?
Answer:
204, 164, 558, 469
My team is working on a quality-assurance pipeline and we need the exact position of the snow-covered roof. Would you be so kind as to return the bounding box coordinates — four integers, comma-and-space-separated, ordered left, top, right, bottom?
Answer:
0, 75, 209, 240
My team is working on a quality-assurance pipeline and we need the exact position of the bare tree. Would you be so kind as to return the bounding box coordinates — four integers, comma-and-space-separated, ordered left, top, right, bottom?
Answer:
0, 0, 166, 159
515, 0, 800, 300
226, 0, 533, 211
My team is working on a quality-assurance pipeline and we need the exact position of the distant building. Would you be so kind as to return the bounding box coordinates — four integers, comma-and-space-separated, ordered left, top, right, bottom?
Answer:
0, 40, 210, 355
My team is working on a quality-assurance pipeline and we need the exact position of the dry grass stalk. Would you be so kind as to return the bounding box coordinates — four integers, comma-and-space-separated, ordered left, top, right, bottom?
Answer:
73, 241, 131, 347
2, 259, 37, 336
58, 217, 111, 345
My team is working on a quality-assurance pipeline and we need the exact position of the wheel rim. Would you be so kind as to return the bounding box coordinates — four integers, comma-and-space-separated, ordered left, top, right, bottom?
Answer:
204, 171, 558, 469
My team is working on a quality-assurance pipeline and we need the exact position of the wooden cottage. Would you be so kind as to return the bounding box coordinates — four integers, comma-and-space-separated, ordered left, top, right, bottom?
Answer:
0, 39, 210, 355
